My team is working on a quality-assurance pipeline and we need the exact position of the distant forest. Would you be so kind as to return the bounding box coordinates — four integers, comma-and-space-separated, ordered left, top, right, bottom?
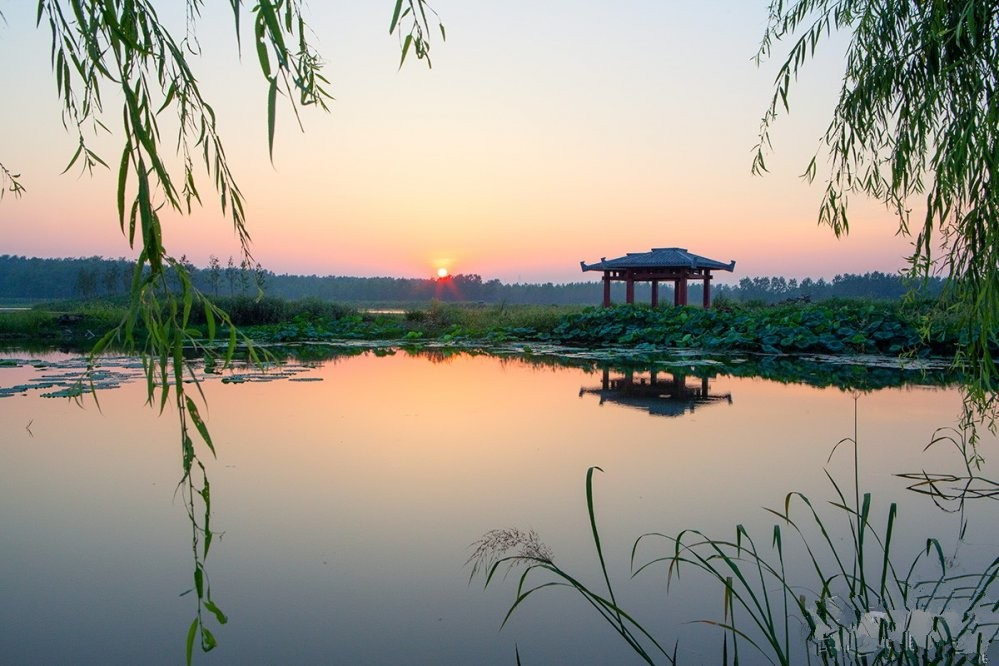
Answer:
0, 255, 945, 305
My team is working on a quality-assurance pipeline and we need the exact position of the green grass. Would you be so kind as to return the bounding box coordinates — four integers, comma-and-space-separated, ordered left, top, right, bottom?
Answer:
193, 295, 358, 326
0, 300, 127, 346
402, 302, 583, 337
470, 408, 999, 664
4, 296, 969, 367
234, 301, 584, 343
468, 467, 677, 666
0, 309, 54, 338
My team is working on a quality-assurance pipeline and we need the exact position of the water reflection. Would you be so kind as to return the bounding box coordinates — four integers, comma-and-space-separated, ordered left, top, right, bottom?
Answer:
579, 367, 732, 418
474, 394, 999, 664
1, 345, 995, 664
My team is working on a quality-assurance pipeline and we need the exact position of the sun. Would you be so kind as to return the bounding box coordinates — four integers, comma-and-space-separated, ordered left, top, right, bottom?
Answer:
437, 267, 449, 278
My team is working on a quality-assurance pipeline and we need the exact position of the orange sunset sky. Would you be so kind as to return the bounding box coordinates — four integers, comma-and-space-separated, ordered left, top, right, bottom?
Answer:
0, 2, 922, 284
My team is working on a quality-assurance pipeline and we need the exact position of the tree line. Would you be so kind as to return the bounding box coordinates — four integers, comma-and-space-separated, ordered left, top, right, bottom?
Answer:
714, 273, 944, 303
0, 254, 944, 305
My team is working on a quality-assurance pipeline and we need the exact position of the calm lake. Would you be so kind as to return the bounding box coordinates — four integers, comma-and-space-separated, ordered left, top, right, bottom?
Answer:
2, 347, 997, 664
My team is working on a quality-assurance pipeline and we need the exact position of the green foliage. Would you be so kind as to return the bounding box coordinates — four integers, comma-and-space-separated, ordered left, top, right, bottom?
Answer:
633, 411, 999, 664
184, 295, 357, 327
240, 301, 582, 344
0, 3, 443, 660
4, 297, 966, 393
715, 272, 945, 304
0, 309, 56, 340
390, 0, 445, 68
0, 301, 129, 345
754, 0, 999, 410
469, 468, 677, 666
0, 161, 25, 198
637, 492, 999, 664
550, 302, 965, 358
476, 428, 999, 663
0, 256, 952, 306
404, 302, 581, 338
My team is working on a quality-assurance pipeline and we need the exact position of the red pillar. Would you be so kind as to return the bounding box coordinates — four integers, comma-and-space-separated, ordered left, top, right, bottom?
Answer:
703, 275, 711, 308
602, 273, 611, 307
673, 279, 682, 306
651, 280, 659, 307
677, 278, 688, 305
625, 272, 635, 304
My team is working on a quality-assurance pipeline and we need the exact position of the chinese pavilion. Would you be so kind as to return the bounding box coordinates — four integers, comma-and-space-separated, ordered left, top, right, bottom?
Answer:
580, 247, 736, 308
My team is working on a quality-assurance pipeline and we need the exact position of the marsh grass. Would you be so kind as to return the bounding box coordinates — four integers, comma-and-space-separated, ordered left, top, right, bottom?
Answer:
0, 301, 126, 342
188, 296, 358, 327
0, 308, 55, 338
637, 481, 999, 664
473, 412, 999, 664
405, 302, 583, 338
7, 297, 968, 366
469, 468, 677, 665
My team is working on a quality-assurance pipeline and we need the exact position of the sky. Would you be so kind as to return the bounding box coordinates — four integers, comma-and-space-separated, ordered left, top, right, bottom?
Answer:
0, 1, 922, 285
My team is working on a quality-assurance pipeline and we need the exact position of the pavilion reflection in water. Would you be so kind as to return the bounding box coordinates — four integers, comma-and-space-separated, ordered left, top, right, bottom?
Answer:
579, 368, 732, 417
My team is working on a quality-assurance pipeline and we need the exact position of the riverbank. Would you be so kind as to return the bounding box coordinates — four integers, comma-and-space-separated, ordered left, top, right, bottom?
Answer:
0, 296, 969, 361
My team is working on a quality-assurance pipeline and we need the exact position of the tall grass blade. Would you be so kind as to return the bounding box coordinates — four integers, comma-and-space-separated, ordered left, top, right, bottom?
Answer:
585, 466, 623, 632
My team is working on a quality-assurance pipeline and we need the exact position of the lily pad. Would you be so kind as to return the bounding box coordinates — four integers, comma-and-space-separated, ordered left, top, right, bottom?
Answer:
41, 387, 85, 398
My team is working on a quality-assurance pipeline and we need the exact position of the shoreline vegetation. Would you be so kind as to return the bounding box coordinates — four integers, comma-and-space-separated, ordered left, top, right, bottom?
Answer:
0, 295, 979, 392
0, 296, 963, 350
4, 255, 975, 391
0, 293, 968, 354
0, 294, 969, 353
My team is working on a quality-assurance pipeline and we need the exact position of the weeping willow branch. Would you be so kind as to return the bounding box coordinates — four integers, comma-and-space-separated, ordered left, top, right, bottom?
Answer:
6, 1, 443, 661
0, 161, 25, 198
24, 0, 443, 464
754, 0, 999, 417
390, 0, 446, 68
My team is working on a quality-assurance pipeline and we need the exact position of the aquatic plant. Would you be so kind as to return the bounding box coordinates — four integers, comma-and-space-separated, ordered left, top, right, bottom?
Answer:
474, 409, 999, 664
550, 302, 962, 358
469, 468, 677, 665
635, 482, 999, 664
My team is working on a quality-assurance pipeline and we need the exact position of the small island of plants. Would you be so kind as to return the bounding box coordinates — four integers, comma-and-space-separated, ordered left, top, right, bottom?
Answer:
0, 292, 977, 362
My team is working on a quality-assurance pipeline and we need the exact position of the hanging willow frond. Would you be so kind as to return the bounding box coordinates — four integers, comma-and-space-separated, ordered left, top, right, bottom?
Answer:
15, 2, 443, 660
755, 0, 999, 415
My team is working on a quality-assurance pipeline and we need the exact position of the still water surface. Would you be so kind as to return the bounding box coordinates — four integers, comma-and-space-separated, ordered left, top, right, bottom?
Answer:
1, 349, 997, 664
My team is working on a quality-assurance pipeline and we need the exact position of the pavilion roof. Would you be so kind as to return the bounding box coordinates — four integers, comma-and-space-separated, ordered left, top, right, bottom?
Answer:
580, 247, 736, 272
